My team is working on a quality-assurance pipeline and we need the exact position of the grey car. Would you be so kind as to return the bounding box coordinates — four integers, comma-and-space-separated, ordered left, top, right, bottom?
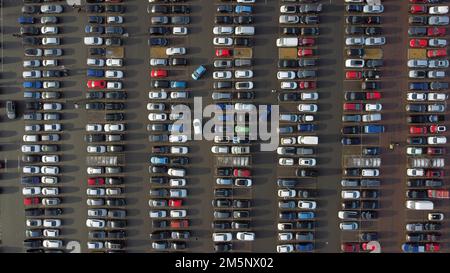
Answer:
151, 16, 169, 24
428, 16, 449, 26
342, 115, 361, 122
6, 101, 16, 119
105, 26, 124, 35
214, 60, 232, 68
234, 59, 252, 67
171, 16, 190, 24
296, 232, 314, 241
212, 92, 232, 100
297, 70, 316, 78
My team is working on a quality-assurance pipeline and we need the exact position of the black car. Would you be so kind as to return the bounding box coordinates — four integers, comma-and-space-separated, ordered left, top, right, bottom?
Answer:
408, 27, 427, 36
214, 81, 232, 89
84, 134, 105, 142
86, 91, 104, 99
105, 103, 124, 110
86, 102, 105, 110
282, 27, 300, 35
22, 37, 40, 46
152, 80, 170, 88
278, 92, 300, 102
106, 91, 127, 100
361, 201, 379, 209
171, 16, 190, 24
86, 5, 105, 13
347, 48, 364, 57
363, 147, 380, 155
217, 5, 233, 13
106, 177, 123, 185
236, 91, 254, 100
234, 37, 252, 46
106, 199, 126, 207
23, 239, 42, 248
214, 243, 232, 252
104, 113, 124, 121
345, 26, 365, 35
365, 27, 382, 35
170, 157, 189, 165
406, 104, 427, 112
277, 179, 298, 188
21, 26, 40, 35
344, 168, 360, 177
341, 137, 361, 145
43, 70, 68, 77
346, 16, 365, 24
430, 82, 448, 90
149, 27, 170, 35
301, 27, 319, 35
106, 5, 125, 13
149, 5, 169, 14
89, 231, 106, 239
346, 4, 364, 12
149, 166, 168, 174
406, 190, 428, 199
212, 199, 232, 208
212, 221, 231, 230
233, 199, 251, 208
171, 5, 190, 14
298, 59, 316, 67
25, 208, 44, 217
169, 58, 187, 66
148, 134, 169, 142
362, 81, 379, 90
361, 211, 377, 220
149, 231, 171, 240
234, 16, 253, 24
22, 5, 39, 14
89, 48, 106, 56
45, 208, 63, 216
360, 232, 378, 241
296, 221, 314, 230
407, 115, 428, 124
362, 70, 381, 79
344, 91, 365, 101
106, 37, 122, 46
216, 167, 232, 176
88, 16, 104, 24
342, 200, 360, 209
342, 126, 361, 134
278, 59, 298, 68
152, 220, 168, 229
361, 190, 379, 198
366, 59, 383, 68
215, 16, 232, 24
26, 101, 42, 111
22, 155, 41, 163
149, 38, 168, 46
409, 16, 427, 25
296, 169, 318, 177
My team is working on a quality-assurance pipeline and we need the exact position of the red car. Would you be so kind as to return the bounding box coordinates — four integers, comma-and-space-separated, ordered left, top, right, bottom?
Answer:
409, 126, 427, 134
24, 197, 40, 206
345, 71, 362, 80
429, 125, 446, 133
170, 219, 189, 228
427, 27, 446, 36
298, 48, 313, 57
427, 147, 445, 155
215, 49, 231, 57
233, 168, 251, 177
426, 243, 440, 252
409, 39, 427, 48
427, 49, 447, 58
426, 169, 444, 178
169, 199, 182, 207
87, 80, 106, 89
343, 103, 363, 111
299, 38, 315, 46
341, 243, 360, 253
366, 92, 381, 100
151, 69, 168, 78
88, 177, 105, 185
298, 81, 316, 89
410, 5, 426, 14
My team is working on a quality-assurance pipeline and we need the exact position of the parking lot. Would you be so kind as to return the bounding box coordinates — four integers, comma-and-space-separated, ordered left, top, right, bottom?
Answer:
1, 0, 450, 253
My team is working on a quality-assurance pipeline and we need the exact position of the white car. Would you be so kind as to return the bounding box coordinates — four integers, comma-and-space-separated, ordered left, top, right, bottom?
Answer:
43, 81, 59, 89
44, 124, 61, 132
428, 136, 447, 144
406, 147, 423, 155
279, 15, 299, 24
86, 219, 105, 228
23, 135, 39, 142
23, 60, 40, 68
429, 38, 447, 47
107, 16, 123, 24
42, 37, 60, 45
277, 71, 296, 80
281, 137, 296, 145
43, 219, 61, 227
107, 82, 122, 90
43, 229, 59, 237
42, 155, 59, 163
281, 81, 298, 90
235, 70, 253, 78
86, 124, 103, 132
105, 124, 125, 132
169, 135, 188, 143
213, 71, 232, 79
213, 26, 233, 34
106, 59, 123, 67
41, 26, 58, 34
42, 187, 59, 195
345, 59, 365, 68
277, 244, 294, 253
407, 59, 428, 68
84, 37, 103, 45
23, 166, 40, 174
345, 37, 365, 45
149, 210, 167, 218
278, 189, 296, 198
363, 5, 384, 13
170, 210, 187, 218
429, 6, 449, 15
170, 146, 188, 154
23, 187, 41, 196
365, 103, 382, 111
148, 113, 167, 121
278, 233, 293, 241
43, 240, 63, 248
22, 145, 41, 153
341, 190, 360, 199
298, 104, 318, 112
279, 158, 294, 166
168, 168, 186, 177
23, 70, 42, 79
407, 92, 427, 101
87, 58, 105, 67
361, 169, 379, 177
173, 27, 188, 35
105, 70, 124, 79
41, 5, 63, 13
428, 93, 447, 101
193, 119, 202, 135
301, 92, 319, 100
213, 37, 233, 46
87, 145, 106, 153
43, 60, 58, 67
87, 242, 104, 249
149, 91, 168, 100
43, 103, 62, 111
298, 201, 317, 209
211, 146, 230, 154
41, 176, 58, 184
212, 233, 232, 242
87, 167, 104, 175
236, 232, 255, 241
407, 168, 425, 177
41, 166, 59, 175
166, 47, 186, 55
365, 37, 386, 46
170, 179, 186, 187
299, 158, 316, 166
26, 219, 42, 227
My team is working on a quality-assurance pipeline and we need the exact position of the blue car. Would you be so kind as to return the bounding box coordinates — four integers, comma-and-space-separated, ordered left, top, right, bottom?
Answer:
23, 81, 43, 89
296, 243, 314, 252
401, 243, 423, 253
191, 65, 206, 80
21, 176, 40, 185
409, 82, 429, 91
235, 5, 253, 13
24, 91, 41, 99
18, 16, 34, 24
168, 124, 184, 133
87, 69, 105, 78
280, 212, 297, 220
298, 212, 315, 220
216, 103, 233, 111
170, 81, 187, 89
364, 125, 385, 134
298, 124, 316, 132
150, 156, 169, 165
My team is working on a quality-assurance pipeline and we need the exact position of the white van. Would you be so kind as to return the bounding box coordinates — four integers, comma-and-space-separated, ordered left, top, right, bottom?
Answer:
297, 136, 319, 145
406, 200, 434, 210
235, 26, 255, 35
168, 168, 186, 177
276, 37, 298, 47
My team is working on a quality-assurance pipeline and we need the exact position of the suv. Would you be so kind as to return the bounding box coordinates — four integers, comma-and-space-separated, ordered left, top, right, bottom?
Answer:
6, 101, 16, 119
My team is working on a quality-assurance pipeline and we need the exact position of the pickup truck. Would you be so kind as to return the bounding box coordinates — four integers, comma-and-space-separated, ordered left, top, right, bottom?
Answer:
106, 47, 124, 58
278, 48, 298, 59
408, 49, 426, 60
234, 48, 252, 59
427, 189, 450, 199
363, 48, 383, 59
